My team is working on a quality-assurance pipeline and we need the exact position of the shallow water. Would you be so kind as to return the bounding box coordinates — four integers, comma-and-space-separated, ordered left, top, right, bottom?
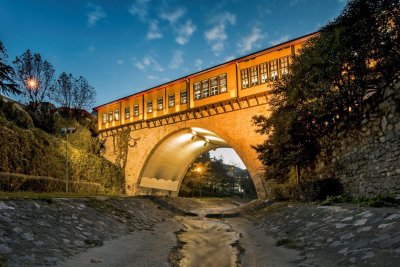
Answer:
175, 200, 241, 267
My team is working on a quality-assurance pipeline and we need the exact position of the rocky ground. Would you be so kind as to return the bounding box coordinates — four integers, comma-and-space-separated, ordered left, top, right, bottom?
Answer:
0, 197, 399, 266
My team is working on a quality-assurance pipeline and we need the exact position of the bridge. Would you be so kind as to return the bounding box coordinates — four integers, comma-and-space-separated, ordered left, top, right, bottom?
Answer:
94, 32, 316, 198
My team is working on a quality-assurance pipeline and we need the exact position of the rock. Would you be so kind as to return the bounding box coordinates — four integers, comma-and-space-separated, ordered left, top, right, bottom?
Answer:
0, 202, 15, 210
0, 244, 12, 253
354, 219, 368, 226
381, 116, 388, 131
22, 233, 34, 241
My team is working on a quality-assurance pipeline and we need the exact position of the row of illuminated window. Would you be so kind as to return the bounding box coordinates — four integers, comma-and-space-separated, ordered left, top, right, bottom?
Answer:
146, 90, 188, 113
193, 73, 227, 100
240, 56, 289, 89
101, 90, 188, 123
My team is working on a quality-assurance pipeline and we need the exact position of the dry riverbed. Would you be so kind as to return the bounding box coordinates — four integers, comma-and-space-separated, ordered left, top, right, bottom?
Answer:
1, 197, 400, 266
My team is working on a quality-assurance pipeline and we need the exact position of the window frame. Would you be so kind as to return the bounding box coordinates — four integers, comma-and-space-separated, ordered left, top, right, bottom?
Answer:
147, 100, 153, 113
124, 106, 130, 119
194, 82, 201, 100
102, 113, 107, 124
250, 66, 259, 86
134, 104, 139, 117
219, 73, 227, 93
108, 111, 113, 123
280, 56, 289, 77
180, 90, 188, 104
168, 94, 175, 108
270, 59, 278, 80
260, 62, 268, 84
241, 69, 249, 89
210, 76, 218, 96
202, 79, 209, 98
114, 109, 120, 121
157, 96, 163, 111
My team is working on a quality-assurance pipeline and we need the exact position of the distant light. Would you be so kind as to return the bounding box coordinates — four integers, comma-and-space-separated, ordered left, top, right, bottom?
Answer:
196, 167, 202, 173
26, 77, 38, 89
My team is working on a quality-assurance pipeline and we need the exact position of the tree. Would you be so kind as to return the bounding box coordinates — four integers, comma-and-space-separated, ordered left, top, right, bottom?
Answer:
253, 0, 400, 182
13, 49, 55, 105
0, 41, 20, 96
72, 76, 96, 110
50, 73, 96, 111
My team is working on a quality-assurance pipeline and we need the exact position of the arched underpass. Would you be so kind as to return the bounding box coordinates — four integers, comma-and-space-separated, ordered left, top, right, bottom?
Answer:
138, 127, 258, 198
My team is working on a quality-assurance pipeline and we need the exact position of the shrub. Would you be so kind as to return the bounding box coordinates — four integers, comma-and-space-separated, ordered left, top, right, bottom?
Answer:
0, 172, 105, 194
269, 178, 342, 201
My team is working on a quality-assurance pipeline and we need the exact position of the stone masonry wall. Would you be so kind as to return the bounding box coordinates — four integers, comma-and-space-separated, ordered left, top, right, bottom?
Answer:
313, 76, 400, 197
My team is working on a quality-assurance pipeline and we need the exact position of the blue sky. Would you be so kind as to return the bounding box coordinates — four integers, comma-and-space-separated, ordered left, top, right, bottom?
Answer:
1, 0, 347, 169
1, 0, 346, 107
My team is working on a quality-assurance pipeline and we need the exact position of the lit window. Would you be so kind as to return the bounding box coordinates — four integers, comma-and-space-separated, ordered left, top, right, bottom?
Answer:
157, 97, 163, 110
102, 113, 106, 124
114, 110, 119, 121
210, 77, 218, 96
168, 94, 175, 107
280, 57, 289, 77
241, 69, 249, 88
219, 73, 227, 92
260, 63, 268, 83
194, 82, 201, 100
134, 104, 139, 117
180, 90, 187, 104
202, 80, 209, 98
108, 111, 113, 122
147, 100, 153, 113
125, 106, 130, 119
250, 66, 259, 86
270, 60, 278, 80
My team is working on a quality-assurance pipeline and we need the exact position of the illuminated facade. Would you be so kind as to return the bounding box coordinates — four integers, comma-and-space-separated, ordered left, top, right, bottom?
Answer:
94, 33, 317, 198
94, 33, 316, 132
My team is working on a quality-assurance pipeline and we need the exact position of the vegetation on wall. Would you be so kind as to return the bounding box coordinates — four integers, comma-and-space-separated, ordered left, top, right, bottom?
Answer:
0, 98, 125, 193
112, 128, 141, 174
252, 0, 400, 183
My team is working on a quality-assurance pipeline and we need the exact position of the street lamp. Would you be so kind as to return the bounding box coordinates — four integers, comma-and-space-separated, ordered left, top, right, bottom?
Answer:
26, 77, 38, 90
60, 127, 76, 193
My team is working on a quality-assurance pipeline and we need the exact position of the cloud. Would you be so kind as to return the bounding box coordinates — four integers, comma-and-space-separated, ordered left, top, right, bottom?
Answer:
159, 7, 186, 24
147, 20, 162, 40
147, 75, 158, 80
224, 55, 235, 61
128, 0, 151, 22
195, 59, 203, 70
268, 35, 290, 46
175, 20, 196, 45
169, 50, 183, 70
87, 45, 95, 55
117, 59, 124, 65
204, 12, 236, 55
87, 3, 106, 28
133, 56, 164, 72
237, 27, 265, 54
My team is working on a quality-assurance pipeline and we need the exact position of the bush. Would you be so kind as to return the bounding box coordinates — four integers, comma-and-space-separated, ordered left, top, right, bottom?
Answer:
323, 193, 400, 207
0, 98, 33, 129
269, 178, 342, 201
0, 172, 105, 194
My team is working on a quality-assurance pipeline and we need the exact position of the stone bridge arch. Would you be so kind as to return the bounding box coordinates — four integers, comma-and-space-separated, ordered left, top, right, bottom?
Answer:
101, 101, 269, 198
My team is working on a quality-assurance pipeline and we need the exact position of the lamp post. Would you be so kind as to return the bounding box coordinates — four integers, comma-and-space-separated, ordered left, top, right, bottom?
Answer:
60, 127, 76, 193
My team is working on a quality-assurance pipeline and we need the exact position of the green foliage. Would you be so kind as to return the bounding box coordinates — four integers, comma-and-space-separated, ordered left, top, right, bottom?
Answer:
253, 0, 400, 182
270, 178, 342, 201
0, 98, 33, 128
0, 99, 124, 193
322, 193, 400, 207
0, 41, 20, 96
0, 172, 105, 194
179, 152, 256, 198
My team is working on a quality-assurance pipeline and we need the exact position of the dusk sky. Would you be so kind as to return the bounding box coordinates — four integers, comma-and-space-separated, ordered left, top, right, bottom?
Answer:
1, 0, 347, 168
